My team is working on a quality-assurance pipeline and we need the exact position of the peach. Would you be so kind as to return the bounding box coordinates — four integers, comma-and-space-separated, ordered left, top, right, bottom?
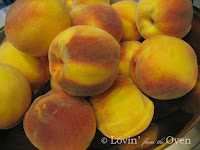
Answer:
50, 76, 61, 90
136, 0, 193, 39
90, 75, 154, 139
0, 41, 50, 90
130, 35, 198, 100
112, 0, 142, 41
23, 89, 96, 150
119, 41, 141, 76
49, 25, 120, 97
5, 0, 71, 56
70, 3, 123, 42
69, 0, 110, 9
0, 63, 31, 129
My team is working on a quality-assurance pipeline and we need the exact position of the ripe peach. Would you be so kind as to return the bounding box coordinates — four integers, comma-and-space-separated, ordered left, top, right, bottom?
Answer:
23, 89, 96, 150
0, 63, 31, 129
50, 77, 61, 90
112, 0, 142, 41
0, 41, 50, 90
5, 0, 71, 56
90, 75, 154, 139
49, 25, 120, 97
119, 41, 141, 76
136, 0, 193, 39
130, 35, 198, 100
70, 3, 123, 42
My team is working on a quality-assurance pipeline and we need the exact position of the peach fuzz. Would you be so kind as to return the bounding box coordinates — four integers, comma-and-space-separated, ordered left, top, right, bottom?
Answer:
70, 3, 123, 42
23, 89, 96, 150
69, 0, 110, 10
136, 0, 193, 39
5, 0, 71, 57
112, 0, 142, 41
50, 76, 61, 90
0, 63, 31, 129
0, 41, 50, 90
130, 35, 198, 100
90, 75, 154, 139
49, 25, 120, 97
119, 41, 141, 76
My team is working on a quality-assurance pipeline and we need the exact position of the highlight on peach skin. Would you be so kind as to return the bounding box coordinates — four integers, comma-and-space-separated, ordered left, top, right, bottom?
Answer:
90, 75, 154, 140
130, 35, 198, 100
70, 3, 123, 42
0, 41, 50, 91
119, 41, 141, 76
0, 63, 31, 129
112, 0, 142, 41
136, 0, 193, 39
23, 89, 96, 150
5, 0, 71, 56
48, 25, 120, 97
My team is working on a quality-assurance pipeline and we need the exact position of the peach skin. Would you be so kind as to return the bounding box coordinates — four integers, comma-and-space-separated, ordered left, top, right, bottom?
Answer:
69, 0, 110, 9
64, 0, 73, 10
0, 63, 31, 129
130, 35, 198, 100
50, 76, 61, 90
136, 0, 193, 39
23, 89, 96, 150
0, 41, 50, 91
112, 0, 142, 41
119, 41, 141, 76
49, 25, 120, 97
90, 75, 154, 139
70, 3, 123, 42
5, 0, 71, 56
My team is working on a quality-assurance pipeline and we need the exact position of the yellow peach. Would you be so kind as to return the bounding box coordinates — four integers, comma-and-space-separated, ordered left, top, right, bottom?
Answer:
0, 41, 50, 90
112, 0, 142, 41
90, 75, 154, 139
5, 0, 71, 56
70, 3, 123, 42
130, 35, 198, 100
136, 0, 193, 39
24, 89, 96, 150
49, 25, 120, 96
119, 41, 141, 76
0, 63, 31, 129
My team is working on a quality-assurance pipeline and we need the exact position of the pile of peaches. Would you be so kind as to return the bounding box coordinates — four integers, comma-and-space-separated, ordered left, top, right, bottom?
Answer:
0, 0, 198, 149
